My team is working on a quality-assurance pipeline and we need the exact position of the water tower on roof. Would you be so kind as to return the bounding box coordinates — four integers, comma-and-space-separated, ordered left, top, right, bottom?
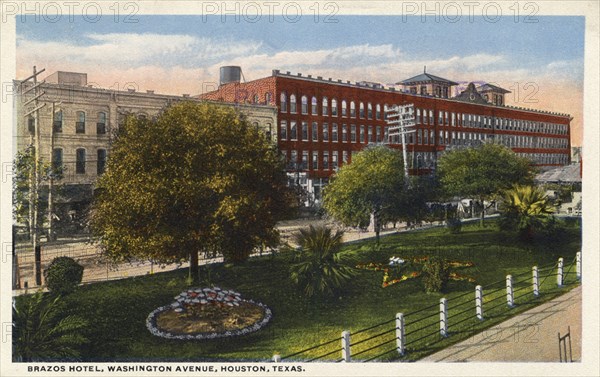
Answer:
220, 66, 242, 86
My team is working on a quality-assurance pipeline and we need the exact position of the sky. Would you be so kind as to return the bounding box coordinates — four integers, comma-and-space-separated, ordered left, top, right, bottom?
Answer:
16, 14, 585, 145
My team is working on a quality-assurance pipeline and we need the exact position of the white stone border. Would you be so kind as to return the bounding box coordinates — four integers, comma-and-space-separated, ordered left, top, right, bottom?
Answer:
146, 287, 272, 340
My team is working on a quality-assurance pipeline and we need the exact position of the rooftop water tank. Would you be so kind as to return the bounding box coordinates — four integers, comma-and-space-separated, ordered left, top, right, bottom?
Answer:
220, 66, 241, 86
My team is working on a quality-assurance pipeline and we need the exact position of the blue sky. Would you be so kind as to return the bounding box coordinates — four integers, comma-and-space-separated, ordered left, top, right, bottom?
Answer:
18, 15, 584, 71
16, 14, 585, 144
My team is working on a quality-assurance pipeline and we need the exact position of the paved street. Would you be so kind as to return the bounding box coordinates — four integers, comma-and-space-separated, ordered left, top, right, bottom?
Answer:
420, 285, 582, 362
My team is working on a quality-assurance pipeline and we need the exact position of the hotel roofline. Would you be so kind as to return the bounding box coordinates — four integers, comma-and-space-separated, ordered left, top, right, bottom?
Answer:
263, 69, 572, 120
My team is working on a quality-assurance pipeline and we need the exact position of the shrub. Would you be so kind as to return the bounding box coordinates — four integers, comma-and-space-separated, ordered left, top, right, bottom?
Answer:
290, 225, 355, 298
422, 257, 450, 293
13, 291, 88, 361
44, 257, 84, 295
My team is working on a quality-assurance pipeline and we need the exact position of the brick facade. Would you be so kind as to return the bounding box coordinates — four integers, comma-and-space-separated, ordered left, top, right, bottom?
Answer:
201, 70, 572, 186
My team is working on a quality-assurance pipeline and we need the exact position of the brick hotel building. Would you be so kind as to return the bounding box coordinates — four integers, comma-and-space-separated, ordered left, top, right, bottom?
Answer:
201, 67, 572, 199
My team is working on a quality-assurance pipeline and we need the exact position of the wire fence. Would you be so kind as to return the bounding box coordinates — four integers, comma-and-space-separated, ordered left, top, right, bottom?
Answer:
272, 253, 581, 362
12, 240, 238, 290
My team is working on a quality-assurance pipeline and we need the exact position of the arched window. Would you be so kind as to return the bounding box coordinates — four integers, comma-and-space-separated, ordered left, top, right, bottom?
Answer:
265, 92, 272, 105
322, 97, 329, 116
290, 94, 297, 113
97, 112, 107, 134
350, 101, 356, 117
52, 148, 63, 172
301, 95, 308, 114
311, 96, 318, 115
331, 99, 338, 116
27, 116, 35, 134
76, 111, 86, 133
53, 109, 63, 133
383, 104, 389, 120
367, 103, 373, 119
376, 104, 381, 120
76, 148, 86, 174
280, 92, 287, 112
341, 100, 347, 117
359, 102, 365, 118
97, 149, 107, 175
253, 94, 259, 104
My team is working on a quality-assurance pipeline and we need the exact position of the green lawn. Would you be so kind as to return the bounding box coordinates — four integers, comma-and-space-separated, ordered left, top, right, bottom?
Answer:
23, 219, 581, 362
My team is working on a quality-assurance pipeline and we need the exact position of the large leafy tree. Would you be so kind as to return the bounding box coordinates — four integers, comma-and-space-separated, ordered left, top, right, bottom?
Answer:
437, 143, 534, 226
499, 184, 555, 241
322, 145, 405, 242
90, 102, 289, 282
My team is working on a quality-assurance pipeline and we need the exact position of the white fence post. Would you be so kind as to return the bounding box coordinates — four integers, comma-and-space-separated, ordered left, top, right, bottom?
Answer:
532, 266, 539, 297
440, 298, 448, 337
557, 257, 564, 287
506, 275, 514, 307
272, 354, 281, 362
576, 252, 581, 280
475, 285, 484, 320
341, 330, 351, 362
396, 313, 405, 356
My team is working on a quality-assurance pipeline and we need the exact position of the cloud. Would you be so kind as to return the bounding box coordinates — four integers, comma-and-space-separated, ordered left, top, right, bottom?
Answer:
16, 33, 583, 146
17, 33, 263, 69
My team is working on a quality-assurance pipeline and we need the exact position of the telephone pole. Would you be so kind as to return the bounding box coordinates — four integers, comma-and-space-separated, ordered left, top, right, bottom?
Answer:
48, 101, 60, 242
385, 104, 416, 179
21, 66, 46, 285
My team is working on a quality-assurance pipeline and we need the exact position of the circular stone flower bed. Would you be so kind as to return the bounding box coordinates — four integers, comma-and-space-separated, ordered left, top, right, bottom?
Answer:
146, 287, 272, 340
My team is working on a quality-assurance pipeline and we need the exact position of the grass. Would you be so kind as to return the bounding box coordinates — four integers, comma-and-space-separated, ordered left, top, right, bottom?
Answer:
16, 219, 581, 362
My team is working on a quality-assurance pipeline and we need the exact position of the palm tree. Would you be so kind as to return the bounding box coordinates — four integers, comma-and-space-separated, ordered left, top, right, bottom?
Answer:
290, 225, 355, 298
500, 185, 555, 241
13, 291, 88, 361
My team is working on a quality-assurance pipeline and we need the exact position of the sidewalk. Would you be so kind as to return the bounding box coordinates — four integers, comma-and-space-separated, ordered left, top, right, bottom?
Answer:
420, 285, 581, 362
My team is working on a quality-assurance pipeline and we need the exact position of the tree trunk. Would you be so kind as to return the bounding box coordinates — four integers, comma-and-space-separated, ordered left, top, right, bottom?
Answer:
189, 251, 199, 285
479, 200, 486, 227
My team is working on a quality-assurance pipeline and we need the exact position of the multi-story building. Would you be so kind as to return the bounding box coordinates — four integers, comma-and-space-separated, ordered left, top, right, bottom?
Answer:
15, 70, 277, 229
201, 67, 572, 200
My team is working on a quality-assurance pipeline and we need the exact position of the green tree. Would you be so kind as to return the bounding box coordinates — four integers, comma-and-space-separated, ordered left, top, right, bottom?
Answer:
290, 225, 355, 298
499, 184, 555, 241
13, 146, 63, 236
90, 102, 289, 283
322, 145, 405, 242
437, 143, 534, 226
13, 291, 88, 361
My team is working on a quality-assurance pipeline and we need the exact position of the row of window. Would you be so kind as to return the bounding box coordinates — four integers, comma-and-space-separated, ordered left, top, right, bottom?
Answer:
516, 153, 569, 165
28, 111, 109, 135
282, 149, 352, 171
282, 149, 441, 171
415, 108, 568, 135
280, 121, 389, 144
279, 119, 570, 150
278, 93, 568, 136
280, 93, 386, 120
496, 134, 570, 149
52, 148, 107, 175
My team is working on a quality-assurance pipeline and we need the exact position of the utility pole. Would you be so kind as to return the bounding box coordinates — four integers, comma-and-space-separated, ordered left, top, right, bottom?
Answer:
385, 104, 416, 179
47, 101, 60, 242
21, 66, 46, 285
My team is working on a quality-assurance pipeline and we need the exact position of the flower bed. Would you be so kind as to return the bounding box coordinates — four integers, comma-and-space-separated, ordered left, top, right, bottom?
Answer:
146, 287, 272, 340
357, 256, 476, 288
